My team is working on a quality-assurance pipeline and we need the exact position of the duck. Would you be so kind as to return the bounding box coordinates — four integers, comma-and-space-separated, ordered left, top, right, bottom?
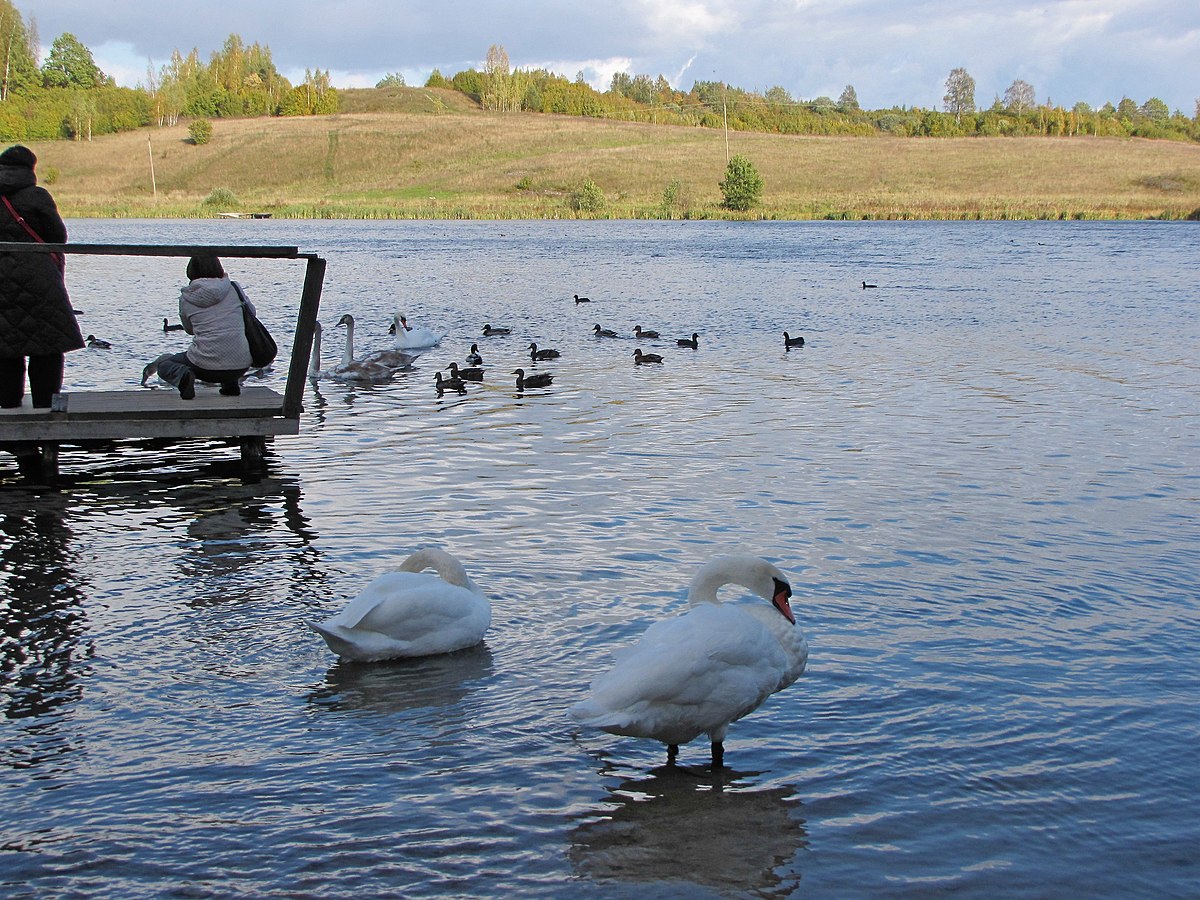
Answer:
594, 324, 619, 338
482, 323, 512, 336
574, 294, 591, 304
513, 368, 553, 390
862, 280, 878, 289
140, 353, 170, 386
633, 325, 660, 339
310, 548, 490, 662
330, 314, 403, 381
86, 335, 112, 349
434, 370, 467, 394
676, 332, 699, 349
633, 349, 664, 365
446, 362, 484, 382
784, 332, 805, 349
570, 554, 807, 769
163, 317, 186, 333
466, 343, 484, 365
391, 313, 443, 349
528, 342, 561, 361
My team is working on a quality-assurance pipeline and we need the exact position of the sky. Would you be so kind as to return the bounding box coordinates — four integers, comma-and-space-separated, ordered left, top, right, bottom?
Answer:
22, 1, 1200, 114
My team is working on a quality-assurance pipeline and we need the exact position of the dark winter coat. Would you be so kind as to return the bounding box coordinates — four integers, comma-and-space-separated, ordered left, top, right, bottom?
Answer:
0, 163, 84, 358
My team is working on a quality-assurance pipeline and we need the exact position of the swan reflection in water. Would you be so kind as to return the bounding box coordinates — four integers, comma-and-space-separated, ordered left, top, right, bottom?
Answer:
569, 765, 806, 895
307, 643, 495, 716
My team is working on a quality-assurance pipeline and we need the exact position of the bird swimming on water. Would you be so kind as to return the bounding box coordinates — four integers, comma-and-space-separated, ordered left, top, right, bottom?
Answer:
784, 332, 805, 349
676, 332, 699, 349
434, 370, 467, 394
163, 318, 185, 332
593, 324, 618, 338
862, 280, 878, 289
574, 294, 591, 304
466, 343, 483, 365
634, 349, 664, 365
528, 342, 560, 361
86, 334, 112, 349
633, 325, 660, 339
513, 368, 553, 390
446, 362, 484, 382
482, 323, 511, 336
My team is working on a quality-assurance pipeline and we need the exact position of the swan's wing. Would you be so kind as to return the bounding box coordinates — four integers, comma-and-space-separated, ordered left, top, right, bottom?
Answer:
572, 604, 793, 741
324, 571, 437, 627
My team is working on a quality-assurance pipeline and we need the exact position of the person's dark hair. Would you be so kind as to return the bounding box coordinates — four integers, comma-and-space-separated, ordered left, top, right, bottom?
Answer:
186, 255, 226, 280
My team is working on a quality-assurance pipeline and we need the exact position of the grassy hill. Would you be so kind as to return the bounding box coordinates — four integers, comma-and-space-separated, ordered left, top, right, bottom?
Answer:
27, 86, 1200, 220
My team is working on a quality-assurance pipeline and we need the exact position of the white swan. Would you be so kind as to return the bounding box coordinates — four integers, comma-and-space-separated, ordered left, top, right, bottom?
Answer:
570, 554, 807, 768
391, 313, 443, 349
310, 548, 490, 662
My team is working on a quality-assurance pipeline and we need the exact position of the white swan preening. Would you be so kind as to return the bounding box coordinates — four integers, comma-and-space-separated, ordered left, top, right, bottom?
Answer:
570, 554, 807, 768
392, 313, 443, 349
310, 548, 490, 662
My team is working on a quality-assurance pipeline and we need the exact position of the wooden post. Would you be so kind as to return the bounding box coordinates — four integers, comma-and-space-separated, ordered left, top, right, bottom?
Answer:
282, 255, 326, 420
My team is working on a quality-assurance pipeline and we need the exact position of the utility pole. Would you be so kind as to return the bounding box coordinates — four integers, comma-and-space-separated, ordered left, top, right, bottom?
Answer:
147, 137, 157, 202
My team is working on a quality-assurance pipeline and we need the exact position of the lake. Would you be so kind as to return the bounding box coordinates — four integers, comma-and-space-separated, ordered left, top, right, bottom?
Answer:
1, 218, 1198, 897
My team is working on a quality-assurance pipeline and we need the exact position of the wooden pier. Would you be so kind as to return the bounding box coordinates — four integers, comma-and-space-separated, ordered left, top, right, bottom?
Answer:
0, 241, 325, 483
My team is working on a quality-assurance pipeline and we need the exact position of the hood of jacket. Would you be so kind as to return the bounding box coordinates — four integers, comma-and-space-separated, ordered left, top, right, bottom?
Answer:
181, 276, 234, 309
0, 164, 36, 197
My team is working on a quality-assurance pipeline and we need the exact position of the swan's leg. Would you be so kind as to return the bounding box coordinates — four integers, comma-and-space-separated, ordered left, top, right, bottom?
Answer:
711, 741, 725, 769
667, 744, 679, 766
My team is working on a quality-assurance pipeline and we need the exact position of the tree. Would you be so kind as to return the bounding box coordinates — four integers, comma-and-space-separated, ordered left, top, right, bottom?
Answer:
1003, 79, 1035, 116
719, 154, 764, 211
1140, 97, 1169, 123
838, 84, 859, 111
1116, 96, 1138, 120
765, 85, 792, 105
943, 67, 975, 122
188, 118, 212, 144
41, 32, 105, 88
376, 72, 405, 88
483, 43, 518, 111
0, 0, 39, 100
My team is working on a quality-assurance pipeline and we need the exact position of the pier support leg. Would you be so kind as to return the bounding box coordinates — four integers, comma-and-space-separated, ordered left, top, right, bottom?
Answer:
239, 436, 267, 473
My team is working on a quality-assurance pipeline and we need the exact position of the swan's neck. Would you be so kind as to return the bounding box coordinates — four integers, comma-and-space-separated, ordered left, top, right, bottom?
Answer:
310, 325, 323, 375
398, 548, 473, 589
687, 555, 781, 607
341, 321, 355, 367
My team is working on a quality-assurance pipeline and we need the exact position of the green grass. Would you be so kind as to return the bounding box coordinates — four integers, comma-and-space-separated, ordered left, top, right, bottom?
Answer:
28, 88, 1200, 220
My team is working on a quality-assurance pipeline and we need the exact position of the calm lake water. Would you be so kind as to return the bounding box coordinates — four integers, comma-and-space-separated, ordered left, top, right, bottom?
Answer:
2, 219, 1198, 897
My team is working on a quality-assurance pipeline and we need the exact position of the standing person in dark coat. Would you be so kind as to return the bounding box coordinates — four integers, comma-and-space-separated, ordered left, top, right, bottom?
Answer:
0, 145, 83, 408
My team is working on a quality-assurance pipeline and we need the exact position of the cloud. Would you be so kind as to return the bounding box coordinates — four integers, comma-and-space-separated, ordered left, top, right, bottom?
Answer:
28, 0, 1200, 111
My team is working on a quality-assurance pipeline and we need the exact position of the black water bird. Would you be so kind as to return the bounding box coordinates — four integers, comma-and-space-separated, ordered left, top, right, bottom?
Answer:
594, 324, 619, 338
483, 323, 511, 336
513, 368, 553, 390
676, 332, 699, 349
634, 349, 664, 365
466, 343, 484, 365
528, 342, 561, 361
86, 334, 112, 349
446, 362, 484, 382
574, 294, 591, 303
784, 332, 805, 349
163, 318, 185, 332
633, 325, 660, 339
434, 370, 467, 394
862, 281, 878, 289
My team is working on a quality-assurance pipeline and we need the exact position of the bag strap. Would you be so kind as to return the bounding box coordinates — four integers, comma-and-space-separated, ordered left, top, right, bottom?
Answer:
2, 195, 66, 273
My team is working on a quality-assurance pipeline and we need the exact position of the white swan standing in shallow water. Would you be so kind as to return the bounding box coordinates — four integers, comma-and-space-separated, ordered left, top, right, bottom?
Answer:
391, 313, 444, 350
570, 554, 807, 768
310, 548, 490, 662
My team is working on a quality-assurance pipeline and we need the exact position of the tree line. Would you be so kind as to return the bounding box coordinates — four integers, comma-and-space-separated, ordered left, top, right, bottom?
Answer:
434, 45, 1199, 143
0, 1, 337, 143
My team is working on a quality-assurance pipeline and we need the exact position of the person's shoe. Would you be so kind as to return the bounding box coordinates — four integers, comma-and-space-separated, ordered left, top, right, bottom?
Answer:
179, 371, 195, 400
220, 381, 241, 396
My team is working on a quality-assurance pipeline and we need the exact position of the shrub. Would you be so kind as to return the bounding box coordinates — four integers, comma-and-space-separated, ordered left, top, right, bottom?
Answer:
41, 166, 60, 185
573, 178, 606, 213
203, 187, 238, 207
719, 154, 764, 211
188, 118, 213, 145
